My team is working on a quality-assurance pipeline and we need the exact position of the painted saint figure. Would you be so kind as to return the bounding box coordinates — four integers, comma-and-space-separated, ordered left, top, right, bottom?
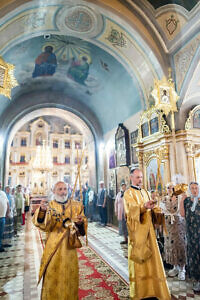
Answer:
162, 183, 186, 280
161, 89, 170, 104
32, 46, 57, 78
180, 182, 200, 292
67, 56, 90, 85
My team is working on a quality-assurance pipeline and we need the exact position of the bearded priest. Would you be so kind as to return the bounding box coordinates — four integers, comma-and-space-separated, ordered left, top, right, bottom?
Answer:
33, 181, 87, 300
124, 169, 171, 300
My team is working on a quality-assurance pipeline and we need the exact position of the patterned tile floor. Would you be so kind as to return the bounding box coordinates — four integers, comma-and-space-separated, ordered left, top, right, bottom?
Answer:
88, 223, 200, 300
0, 216, 199, 300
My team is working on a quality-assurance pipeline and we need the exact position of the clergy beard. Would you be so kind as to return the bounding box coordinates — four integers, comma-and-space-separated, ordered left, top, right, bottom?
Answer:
54, 194, 68, 203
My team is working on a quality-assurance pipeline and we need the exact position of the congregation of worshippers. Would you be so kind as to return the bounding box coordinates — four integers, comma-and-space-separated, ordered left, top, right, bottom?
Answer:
0, 176, 199, 293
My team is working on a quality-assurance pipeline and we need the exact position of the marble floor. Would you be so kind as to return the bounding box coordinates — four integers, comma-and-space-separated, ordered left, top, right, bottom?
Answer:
0, 216, 199, 300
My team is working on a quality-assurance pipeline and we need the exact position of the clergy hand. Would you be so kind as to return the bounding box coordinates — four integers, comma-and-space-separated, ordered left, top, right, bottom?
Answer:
181, 193, 187, 201
40, 199, 48, 211
144, 200, 155, 210
75, 215, 84, 224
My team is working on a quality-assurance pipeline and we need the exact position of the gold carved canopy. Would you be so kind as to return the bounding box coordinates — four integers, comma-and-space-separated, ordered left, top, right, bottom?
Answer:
0, 56, 18, 99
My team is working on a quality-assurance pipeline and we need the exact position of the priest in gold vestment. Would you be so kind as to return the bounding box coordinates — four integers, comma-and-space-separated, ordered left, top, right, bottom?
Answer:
124, 169, 171, 300
33, 181, 87, 300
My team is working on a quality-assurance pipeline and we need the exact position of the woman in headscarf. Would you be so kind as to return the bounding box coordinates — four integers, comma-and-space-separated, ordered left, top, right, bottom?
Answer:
161, 182, 186, 280
2, 186, 15, 247
180, 182, 200, 292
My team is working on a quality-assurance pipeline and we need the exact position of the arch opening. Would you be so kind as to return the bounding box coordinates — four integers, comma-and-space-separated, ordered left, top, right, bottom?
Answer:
5, 107, 97, 193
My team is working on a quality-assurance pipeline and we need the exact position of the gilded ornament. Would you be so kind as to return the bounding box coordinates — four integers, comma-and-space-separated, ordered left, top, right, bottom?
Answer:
173, 183, 188, 195
185, 105, 200, 130
136, 107, 171, 144
184, 142, 194, 155
143, 146, 168, 166
136, 152, 143, 170
151, 72, 179, 116
143, 150, 155, 165
162, 145, 169, 160
160, 115, 170, 134
0, 56, 18, 99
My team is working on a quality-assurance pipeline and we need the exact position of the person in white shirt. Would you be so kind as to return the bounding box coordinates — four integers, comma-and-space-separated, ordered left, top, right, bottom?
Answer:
87, 186, 95, 221
115, 183, 128, 244
0, 182, 9, 252
15, 185, 25, 225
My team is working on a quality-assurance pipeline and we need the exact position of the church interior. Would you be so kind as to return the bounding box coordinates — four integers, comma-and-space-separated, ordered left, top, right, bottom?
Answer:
0, 0, 200, 299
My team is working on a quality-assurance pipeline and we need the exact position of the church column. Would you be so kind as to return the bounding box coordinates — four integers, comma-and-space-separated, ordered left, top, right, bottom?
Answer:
137, 151, 143, 170
162, 145, 170, 185
137, 151, 145, 187
184, 142, 195, 182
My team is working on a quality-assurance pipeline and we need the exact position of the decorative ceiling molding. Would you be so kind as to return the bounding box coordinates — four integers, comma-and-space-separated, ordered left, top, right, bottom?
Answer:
56, 4, 104, 38
173, 33, 200, 92
122, 0, 200, 54
0, 0, 167, 74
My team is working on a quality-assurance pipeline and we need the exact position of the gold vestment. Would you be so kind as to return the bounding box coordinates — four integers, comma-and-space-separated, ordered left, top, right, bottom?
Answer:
124, 187, 171, 300
33, 200, 87, 300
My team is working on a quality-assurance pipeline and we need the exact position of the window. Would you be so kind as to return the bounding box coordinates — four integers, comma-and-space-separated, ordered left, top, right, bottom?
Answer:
85, 156, 88, 164
53, 156, 58, 163
11, 140, 14, 147
65, 140, 70, 149
21, 138, 27, 146
75, 142, 81, 149
20, 155, 25, 163
65, 156, 70, 164
36, 134, 43, 145
65, 127, 69, 134
53, 140, 58, 148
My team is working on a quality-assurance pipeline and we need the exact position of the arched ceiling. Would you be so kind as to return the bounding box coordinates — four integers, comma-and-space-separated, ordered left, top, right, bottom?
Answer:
2, 34, 142, 134
0, 0, 199, 135
0, 0, 167, 135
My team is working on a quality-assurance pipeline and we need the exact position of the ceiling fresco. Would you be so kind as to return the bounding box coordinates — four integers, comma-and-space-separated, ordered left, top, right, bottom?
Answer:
2, 35, 142, 133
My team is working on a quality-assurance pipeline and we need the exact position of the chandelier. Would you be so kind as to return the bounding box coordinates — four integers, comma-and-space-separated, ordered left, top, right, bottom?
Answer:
32, 140, 53, 172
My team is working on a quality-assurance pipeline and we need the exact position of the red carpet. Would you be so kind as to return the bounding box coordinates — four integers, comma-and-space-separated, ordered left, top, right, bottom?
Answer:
38, 230, 129, 299
78, 245, 129, 299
